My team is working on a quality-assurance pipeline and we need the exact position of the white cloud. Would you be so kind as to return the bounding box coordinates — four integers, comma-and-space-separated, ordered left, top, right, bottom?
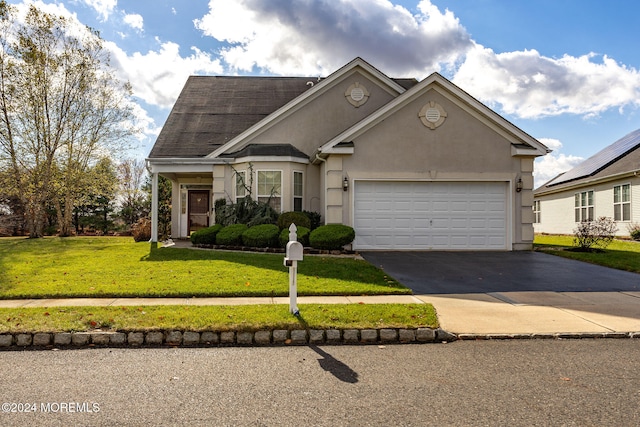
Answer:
194, 0, 472, 77
105, 40, 224, 108
533, 138, 584, 188
193, 0, 640, 123
453, 44, 640, 119
123, 13, 143, 31
80, 0, 117, 21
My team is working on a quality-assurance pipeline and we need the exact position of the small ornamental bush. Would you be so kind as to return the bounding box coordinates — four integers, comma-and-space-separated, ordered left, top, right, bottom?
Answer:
190, 224, 223, 245
309, 224, 355, 250
279, 226, 310, 247
132, 218, 151, 242
242, 224, 280, 248
627, 222, 640, 241
277, 211, 311, 230
573, 216, 617, 251
303, 210, 322, 230
216, 224, 248, 246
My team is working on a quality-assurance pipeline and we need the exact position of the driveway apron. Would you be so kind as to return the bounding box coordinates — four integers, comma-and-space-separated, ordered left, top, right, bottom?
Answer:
361, 251, 640, 294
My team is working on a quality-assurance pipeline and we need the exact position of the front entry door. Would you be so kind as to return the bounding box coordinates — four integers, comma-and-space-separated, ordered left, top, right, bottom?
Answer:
188, 190, 210, 234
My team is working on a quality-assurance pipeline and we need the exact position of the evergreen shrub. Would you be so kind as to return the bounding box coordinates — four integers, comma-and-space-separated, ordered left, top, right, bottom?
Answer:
309, 224, 355, 250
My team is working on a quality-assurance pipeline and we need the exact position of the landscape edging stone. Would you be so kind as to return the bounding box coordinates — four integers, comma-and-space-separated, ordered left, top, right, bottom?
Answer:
1, 329, 637, 350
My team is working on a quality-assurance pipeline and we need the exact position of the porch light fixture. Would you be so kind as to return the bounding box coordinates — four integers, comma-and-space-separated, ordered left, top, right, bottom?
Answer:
516, 178, 523, 192
343, 177, 349, 191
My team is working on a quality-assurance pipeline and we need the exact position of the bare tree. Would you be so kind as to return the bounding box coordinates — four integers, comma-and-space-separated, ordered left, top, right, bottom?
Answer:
0, 2, 137, 237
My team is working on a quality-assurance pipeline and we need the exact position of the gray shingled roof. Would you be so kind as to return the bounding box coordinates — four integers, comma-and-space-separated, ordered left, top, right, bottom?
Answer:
219, 143, 309, 159
149, 76, 316, 158
149, 75, 419, 159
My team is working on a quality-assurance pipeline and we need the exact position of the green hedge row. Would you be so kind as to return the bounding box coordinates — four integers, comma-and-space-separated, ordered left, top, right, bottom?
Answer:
191, 223, 354, 250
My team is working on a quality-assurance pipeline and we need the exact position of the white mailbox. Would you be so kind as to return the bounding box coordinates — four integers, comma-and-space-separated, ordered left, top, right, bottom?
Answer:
285, 240, 304, 262
284, 223, 303, 315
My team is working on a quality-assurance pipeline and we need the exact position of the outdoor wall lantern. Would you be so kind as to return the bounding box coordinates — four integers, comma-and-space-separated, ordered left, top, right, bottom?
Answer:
343, 177, 349, 192
516, 178, 523, 192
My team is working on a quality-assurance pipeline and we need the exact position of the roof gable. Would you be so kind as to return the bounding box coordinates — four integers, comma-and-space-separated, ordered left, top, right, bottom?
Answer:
317, 72, 548, 157
205, 57, 410, 159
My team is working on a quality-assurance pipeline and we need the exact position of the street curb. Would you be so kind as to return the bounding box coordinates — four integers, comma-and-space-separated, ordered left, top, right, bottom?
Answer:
456, 332, 640, 340
2, 330, 638, 350
0, 328, 452, 350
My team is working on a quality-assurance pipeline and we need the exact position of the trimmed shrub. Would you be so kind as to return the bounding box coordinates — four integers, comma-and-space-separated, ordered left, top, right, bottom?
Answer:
279, 226, 310, 247
242, 224, 280, 248
216, 224, 248, 246
277, 211, 311, 230
190, 224, 223, 245
309, 224, 355, 250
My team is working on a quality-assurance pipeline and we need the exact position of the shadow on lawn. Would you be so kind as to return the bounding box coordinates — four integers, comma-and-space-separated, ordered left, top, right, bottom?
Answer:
140, 244, 410, 292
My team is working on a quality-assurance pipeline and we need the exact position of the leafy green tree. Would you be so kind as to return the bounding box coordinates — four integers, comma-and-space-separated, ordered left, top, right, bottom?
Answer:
0, 2, 137, 237
72, 157, 118, 234
117, 158, 147, 230
143, 174, 171, 240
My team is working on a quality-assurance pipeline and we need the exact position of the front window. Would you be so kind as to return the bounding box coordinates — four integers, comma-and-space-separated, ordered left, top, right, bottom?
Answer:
575, 190, 594, 222
533, 200, 541, 223
235, 171, 246, 203
614, 184, 631, 221
293, 171, 303, 212
257, 170, 282, 212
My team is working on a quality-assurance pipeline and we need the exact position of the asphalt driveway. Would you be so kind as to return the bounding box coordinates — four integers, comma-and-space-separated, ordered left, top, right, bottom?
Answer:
361, 251, 640, 294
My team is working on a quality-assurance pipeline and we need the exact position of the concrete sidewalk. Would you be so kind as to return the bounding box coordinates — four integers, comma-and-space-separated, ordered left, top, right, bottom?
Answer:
1, 291, 639, 337
416, 291, 640, 337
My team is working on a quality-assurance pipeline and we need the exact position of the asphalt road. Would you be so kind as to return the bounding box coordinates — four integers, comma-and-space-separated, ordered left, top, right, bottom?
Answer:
1, 340, 638, 426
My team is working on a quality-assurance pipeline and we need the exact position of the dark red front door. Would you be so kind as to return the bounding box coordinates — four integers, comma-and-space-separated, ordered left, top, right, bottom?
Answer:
188, 190, 209, 234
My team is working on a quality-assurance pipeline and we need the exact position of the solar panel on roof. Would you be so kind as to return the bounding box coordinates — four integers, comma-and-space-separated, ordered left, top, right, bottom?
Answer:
547, 128, 640, 186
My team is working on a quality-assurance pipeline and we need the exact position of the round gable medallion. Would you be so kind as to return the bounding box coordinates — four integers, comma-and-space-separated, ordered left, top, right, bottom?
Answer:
350, 87, 365, 102
419, 101, 447, 129
345, 82, 370, 107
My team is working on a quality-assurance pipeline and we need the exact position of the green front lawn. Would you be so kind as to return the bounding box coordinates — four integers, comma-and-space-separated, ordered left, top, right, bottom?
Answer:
534, 234, 640, 273
0, 303, 438, 333
0, 237, 410, 299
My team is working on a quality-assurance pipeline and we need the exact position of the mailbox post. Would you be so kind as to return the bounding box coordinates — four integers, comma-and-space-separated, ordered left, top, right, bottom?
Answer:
283, 223, 303, 315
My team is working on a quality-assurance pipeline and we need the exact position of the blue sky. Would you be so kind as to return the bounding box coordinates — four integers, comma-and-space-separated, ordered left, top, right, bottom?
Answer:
7, 0, 640, 187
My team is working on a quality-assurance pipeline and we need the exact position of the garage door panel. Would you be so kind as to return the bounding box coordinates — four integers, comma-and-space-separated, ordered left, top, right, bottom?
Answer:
354, 181, 508, 250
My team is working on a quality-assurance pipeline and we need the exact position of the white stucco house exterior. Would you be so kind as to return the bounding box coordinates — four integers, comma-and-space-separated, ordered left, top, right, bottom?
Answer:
534, 128, 640, 236
146, 57, 549, 250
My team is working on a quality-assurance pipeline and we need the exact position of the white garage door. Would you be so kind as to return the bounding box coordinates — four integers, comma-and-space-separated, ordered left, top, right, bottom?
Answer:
354, 181, 508, 250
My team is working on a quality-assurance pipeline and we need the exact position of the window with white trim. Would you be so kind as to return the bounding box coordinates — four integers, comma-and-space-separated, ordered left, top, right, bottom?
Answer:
257, 170, 282, 212
574, 190, 594, 222
613, 184, 631, 221
533, 200, 541, 223
235, 171, 247, 203
293, 171, 303, 212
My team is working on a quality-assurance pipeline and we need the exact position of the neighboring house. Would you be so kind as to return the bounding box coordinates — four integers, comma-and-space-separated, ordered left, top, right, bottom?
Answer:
533, 128, 640, 236
146, 57, 548, 250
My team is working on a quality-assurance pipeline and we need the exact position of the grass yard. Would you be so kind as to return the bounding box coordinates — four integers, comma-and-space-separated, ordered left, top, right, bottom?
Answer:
0, 303, 438, 333
0, 237, 410, 299
534, 234, 640, 273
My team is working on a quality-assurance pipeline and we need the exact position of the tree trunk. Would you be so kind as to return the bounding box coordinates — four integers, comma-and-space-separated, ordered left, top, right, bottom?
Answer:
25, 198, 45, 238
56, 193, 75, 237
